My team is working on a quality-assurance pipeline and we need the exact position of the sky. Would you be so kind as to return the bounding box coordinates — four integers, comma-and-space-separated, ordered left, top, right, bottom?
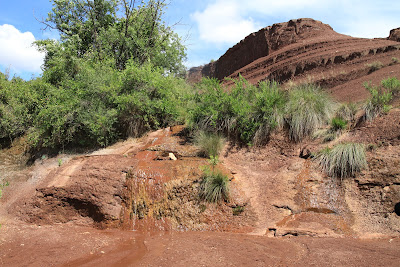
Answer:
0, 0, 399, 80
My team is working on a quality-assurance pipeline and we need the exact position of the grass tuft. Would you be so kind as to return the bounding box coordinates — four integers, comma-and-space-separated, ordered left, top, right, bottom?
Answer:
199, 171, 230, 203
194, 131, 225, 158
366, 61, 384, 72
285, 84, 335, 142
315, 143, 367, 179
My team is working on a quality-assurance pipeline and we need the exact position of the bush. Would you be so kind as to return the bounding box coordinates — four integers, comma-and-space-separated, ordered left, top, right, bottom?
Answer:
188, 77, 285, 146
315, 143, 367, 179
194, 131, 225, 158
285, 84, 335, 142
381, 77, 400, 95
363, 82, 392, 121
199, 171, 230, 203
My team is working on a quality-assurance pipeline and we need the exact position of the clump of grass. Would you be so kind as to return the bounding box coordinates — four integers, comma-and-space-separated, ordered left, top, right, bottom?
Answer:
390, 57, 399, 65
199, 171, 230, 203
335, 102, 357, 122
285, 84, 335, 142
330, 117, 347, 132
381, 77, 400, 95
232, 205, 245, 216
366, 61, 384, 72
315, 143, 367, 179
363, 82, 392, 121
194, 131, 225, 158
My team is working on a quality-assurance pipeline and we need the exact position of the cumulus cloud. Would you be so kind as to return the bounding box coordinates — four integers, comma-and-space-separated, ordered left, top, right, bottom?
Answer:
0, 24, 44, 74
191, 0, 400, 45
191, 0, 259, 45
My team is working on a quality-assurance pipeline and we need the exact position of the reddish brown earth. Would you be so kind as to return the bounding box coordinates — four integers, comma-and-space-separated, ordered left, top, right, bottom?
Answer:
1, 18, 400, 266
188, 18, 400, 102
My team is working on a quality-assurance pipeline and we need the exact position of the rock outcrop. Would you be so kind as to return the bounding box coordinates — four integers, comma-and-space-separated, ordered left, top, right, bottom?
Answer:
388, 27, 400, 42
188, 18, 400, 103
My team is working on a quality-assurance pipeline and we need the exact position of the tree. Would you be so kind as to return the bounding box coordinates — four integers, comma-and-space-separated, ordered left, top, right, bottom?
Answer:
36, 0, 186, 82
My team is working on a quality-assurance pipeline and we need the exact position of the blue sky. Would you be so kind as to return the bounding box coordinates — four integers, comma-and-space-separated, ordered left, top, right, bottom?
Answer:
0, 0, 399, 80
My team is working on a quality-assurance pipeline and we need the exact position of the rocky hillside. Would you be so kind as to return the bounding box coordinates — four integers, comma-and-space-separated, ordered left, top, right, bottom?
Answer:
188, 18, 400, 102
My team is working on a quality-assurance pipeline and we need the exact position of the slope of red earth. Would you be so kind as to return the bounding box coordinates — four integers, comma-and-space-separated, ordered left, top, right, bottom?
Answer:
188, 18, 400, 102
1, 18, 400, 266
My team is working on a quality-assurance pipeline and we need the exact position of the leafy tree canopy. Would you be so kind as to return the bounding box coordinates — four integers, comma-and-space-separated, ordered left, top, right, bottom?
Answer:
36, 0, 187, 83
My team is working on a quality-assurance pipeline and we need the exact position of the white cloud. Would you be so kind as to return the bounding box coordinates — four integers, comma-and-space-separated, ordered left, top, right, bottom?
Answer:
191, 0, 400, 46
191, 1, 259, 45
0, 24, 44, 74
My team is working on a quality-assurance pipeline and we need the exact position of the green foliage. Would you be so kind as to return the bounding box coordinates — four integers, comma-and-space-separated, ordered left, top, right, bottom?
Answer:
363, 82, 392, 121
194, 131, 225, 158
38, 0, 186, 79
232, 205, 245, 215
188, 77, 286, 145
381, 77, 400, 95
315, 143, 367, 179
285, 84, 335, 142
330, 117, 347, 131
199, 171, 230, 203
366, 61, 384, 72
28, 61, 186, 150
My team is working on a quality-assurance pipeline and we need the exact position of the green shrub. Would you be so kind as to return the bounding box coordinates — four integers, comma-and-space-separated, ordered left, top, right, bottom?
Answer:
330, 117, 347, 131
188, 77, 285, 146
199, 171, 230, 203
285, 84, 335, 142
194, 131, 225, 158
363, 82, 392, 121
315, 143, 367, 179
381, 77, 400, 95
366, 61, 384, 72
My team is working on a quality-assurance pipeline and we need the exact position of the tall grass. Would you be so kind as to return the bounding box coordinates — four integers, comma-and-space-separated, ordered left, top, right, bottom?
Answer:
285, 84, 335, 142
188, 77, 286, 146
335, 102, 357, 122
315, 143, 367, 179
199, 171, 230, 203
194, 131, 225, 158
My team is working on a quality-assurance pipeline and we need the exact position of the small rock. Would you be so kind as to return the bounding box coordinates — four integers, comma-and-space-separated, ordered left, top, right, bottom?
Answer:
169, 153, 177, 161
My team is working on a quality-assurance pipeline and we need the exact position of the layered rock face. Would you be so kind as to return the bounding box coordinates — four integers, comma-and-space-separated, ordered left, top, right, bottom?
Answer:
188, 18, 400, 102
188, 18, 336, 83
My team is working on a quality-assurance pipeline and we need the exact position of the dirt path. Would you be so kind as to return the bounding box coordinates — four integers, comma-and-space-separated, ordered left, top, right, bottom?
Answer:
1, 223, 399, 266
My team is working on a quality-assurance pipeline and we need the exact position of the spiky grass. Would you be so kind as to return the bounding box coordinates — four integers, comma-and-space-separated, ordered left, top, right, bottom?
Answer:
330, 117, 347, 132
199, 171, 230, 203
194, 131, 225, 158
335, 102, 357, 122
315, 143, 367, 179
285, 84, 335, 142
